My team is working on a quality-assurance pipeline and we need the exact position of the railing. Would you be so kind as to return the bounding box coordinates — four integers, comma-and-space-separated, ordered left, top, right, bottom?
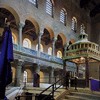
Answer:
40, 52, 51, 61
13, 44, 19, 51
35, 76, 65, 100
52, 56, 63, 64
13, 44, 63, 64
7, 77, 61, 87
21, 47, 37, 56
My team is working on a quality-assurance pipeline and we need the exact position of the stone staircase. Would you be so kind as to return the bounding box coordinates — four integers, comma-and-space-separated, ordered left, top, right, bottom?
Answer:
6, 87, 23, 100
62, 88, 100, 100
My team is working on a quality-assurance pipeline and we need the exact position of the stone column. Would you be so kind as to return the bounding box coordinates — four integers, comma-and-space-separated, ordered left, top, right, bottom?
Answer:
33, 64, 40, 87
76, 64, 79, 77
15, 59, 24, 86
64, 44, 67, 56
35, 63, 40, 74
85, 58, 89, 87
49, 67, 54, 83
37, 33, 42, 56
52, 37, 57, 56
18, 22, 25, 51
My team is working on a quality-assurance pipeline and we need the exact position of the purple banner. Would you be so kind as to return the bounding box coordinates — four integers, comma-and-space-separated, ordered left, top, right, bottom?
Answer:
90, 79, 100, 91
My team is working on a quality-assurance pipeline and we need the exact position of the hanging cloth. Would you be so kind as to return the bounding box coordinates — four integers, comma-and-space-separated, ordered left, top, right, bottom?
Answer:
0, 26, 13, 99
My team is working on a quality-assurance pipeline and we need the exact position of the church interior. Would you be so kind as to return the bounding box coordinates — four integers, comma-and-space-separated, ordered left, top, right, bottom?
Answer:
0, 0, 100, 100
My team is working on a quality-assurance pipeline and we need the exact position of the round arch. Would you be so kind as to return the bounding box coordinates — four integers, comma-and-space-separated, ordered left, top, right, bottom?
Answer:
57, 33, 66, 45
0, 4, 20, 25
12, 32, 17, 44
45, 26, 54, 39
23, 38, 31, 49
72, 16, 77, 23
25, 16, 40, 35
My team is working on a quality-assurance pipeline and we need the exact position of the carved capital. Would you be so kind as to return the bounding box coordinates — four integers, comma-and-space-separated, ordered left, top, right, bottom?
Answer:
18, 22, 25, 29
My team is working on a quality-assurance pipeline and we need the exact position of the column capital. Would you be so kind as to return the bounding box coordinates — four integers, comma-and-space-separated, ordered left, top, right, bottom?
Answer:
15, 59, 24, 67
18, 22, 25, 28
53, 37, 57, 42
64, 43, 67, 49
39, 32, 43, 37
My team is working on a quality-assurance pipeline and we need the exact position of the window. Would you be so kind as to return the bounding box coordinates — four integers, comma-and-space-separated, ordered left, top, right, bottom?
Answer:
80, 24, 85, 34
12, 33, 17, 44
29, 0, 38, 7
60, 8, 67, 25
71, 17, 77, 32
46, 0, 54, 17
36, 44, 43, 52
23, 38, 31, 49
57, 50, 62, 58
23, 71, 27, 83
12, 36, 15, 44
48, 47, 52, 55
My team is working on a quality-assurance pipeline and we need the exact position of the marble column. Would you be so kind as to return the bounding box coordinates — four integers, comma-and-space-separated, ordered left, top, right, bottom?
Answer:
15, 59, 24, 86
35, 64, 40, 74
64, 44, 67, 56
49, 67, 54, 84
37, 33, 42, 57
18, 22, 25, 51
52, 37, 57, 56
33, 64, 40, 87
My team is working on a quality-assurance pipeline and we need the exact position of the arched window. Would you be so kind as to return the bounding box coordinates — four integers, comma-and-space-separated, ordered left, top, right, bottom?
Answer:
23, 38, 31, 49
60, 8, 67, 25
12, 36, 15, 44
57, 50, 62, 58
36, 44, 43, 52
80, 24, 85, 34
46, 0, 54, 17
23, 71, 27, 83
48, 47, 52, 55
29, 0, 38, 7
12, 33, 17, 44
71, 17, 77, 32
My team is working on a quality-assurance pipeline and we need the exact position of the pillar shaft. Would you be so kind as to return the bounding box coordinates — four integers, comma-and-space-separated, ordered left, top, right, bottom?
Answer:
16, 60, 24, 86
49, 68, 54, 83
52, 37, 57, 56
85, 58, 89, 87
18, 23, 24, 50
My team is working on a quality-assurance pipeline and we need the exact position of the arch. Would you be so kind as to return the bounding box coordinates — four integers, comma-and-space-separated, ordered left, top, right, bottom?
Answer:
50, 0, 55, 6
80, 24, 85, 34
23, 71, 28, 82
0, 4, 20, 25
40, 71, 44, 83
23, 38, 31, 49
12, 67, 16, 82
45, 26, 54, 39
25, 17, 40, 34
48, 47, 52, 55
46, 0, 54, 16
60, 8, 67, 25
58, 33, 66, 45
57, 50, 62, 58
72, 16, 77, 31
36, 44, 43, 52
12, 32, 17, 44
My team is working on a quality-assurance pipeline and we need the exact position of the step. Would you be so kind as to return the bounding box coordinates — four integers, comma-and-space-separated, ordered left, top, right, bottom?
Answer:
65, 95, 93, 100
70, 92, 100, 100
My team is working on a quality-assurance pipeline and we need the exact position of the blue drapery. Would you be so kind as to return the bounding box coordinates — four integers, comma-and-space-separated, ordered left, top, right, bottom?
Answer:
0, 26, 13, 99
90, 79, 100, 91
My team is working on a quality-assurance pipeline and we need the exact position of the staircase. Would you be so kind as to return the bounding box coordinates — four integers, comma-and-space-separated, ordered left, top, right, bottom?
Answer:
6, 87, 23, 100
62, 88, 100, 100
